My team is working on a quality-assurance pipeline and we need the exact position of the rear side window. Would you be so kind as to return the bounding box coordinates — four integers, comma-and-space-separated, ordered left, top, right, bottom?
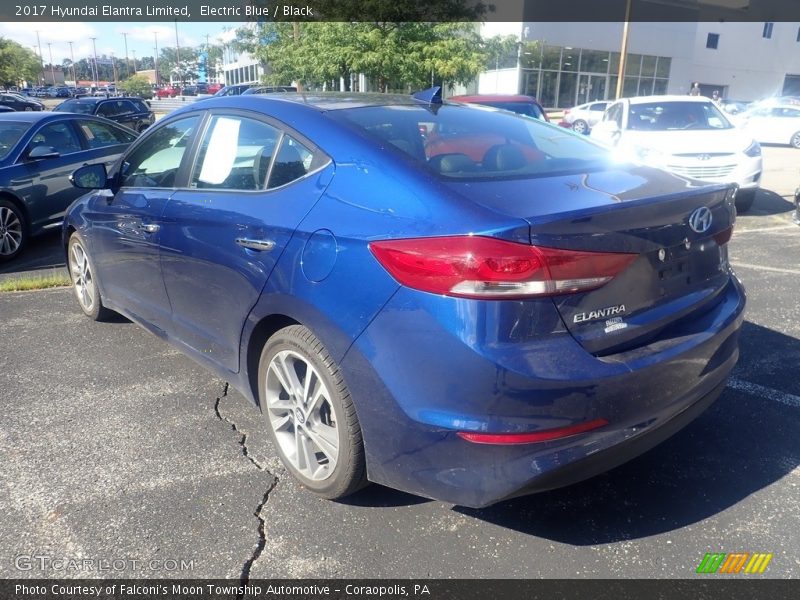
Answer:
267, 135, 315, 189
78, 120, 136, 148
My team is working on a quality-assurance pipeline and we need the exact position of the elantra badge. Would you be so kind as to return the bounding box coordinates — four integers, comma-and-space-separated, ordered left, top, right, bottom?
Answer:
574, 304, 626, 324
689, 206, 713, 234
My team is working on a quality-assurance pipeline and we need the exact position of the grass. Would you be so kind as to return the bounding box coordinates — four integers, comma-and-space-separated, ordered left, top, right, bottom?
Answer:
0, 271, 71, 292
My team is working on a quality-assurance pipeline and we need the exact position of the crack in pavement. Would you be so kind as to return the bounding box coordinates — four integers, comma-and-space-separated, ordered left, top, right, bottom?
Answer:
214, 381, 278, 592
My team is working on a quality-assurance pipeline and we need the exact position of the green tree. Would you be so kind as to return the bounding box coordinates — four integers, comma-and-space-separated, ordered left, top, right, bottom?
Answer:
240, 21, 496, 93
119, 74, 153, 98
0, 37, 41, 87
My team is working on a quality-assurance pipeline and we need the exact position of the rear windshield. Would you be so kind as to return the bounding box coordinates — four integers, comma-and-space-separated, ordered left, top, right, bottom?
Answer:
54, 100, 94, 114
329, 104, 610, 180
0, 122, 31, 160
628, 101, 733, 131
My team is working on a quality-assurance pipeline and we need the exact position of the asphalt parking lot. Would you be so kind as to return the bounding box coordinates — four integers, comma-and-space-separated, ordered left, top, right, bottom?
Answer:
1, 146, 799, 579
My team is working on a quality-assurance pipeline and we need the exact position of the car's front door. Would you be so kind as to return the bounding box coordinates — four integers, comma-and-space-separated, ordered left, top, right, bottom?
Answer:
160, 112, 332, 372
89, 114, 202, 330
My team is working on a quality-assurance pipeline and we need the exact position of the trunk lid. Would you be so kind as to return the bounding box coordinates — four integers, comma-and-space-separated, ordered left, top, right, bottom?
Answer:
446, 166, 737, 355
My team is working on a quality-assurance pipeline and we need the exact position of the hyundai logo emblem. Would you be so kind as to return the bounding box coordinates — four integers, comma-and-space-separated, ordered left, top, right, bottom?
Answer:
689, 206, 713, 233
698, 153, 711, 161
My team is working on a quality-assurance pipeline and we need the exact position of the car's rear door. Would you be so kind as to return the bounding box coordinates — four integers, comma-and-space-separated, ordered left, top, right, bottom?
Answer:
160, 110, 333, 372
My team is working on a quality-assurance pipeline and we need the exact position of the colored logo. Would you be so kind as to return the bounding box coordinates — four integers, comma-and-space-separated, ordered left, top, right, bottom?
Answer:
696, 552, 773, 574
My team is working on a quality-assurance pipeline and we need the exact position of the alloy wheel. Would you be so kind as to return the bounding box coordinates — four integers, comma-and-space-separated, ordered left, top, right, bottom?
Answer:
572, 119, 588, 134
69, 241, 95, 312
265, 350, 339, 481
791, 132, 800, 149
0, 206, 23, 256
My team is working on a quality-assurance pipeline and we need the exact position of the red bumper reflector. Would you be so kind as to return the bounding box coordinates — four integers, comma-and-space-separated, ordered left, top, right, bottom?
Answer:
457, 418, 609, 445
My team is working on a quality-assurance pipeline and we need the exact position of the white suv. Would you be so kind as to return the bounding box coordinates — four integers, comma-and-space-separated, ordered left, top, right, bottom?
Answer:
591, 95, 762, 212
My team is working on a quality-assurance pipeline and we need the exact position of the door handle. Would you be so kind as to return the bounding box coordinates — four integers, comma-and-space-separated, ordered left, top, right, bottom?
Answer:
137, 223, 160, 233
235, 238, 275, 252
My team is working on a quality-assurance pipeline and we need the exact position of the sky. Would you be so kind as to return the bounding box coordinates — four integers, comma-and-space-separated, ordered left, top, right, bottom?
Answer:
0, 21, 241, 65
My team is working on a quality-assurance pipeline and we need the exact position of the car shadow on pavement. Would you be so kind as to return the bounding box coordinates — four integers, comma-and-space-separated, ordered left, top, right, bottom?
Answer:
749, 188, 795, 216
451, 320, 799, 543
0, 230, 65, 278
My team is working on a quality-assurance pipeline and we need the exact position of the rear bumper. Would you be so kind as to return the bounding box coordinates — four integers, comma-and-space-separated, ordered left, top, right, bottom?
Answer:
341, 275, 745, 508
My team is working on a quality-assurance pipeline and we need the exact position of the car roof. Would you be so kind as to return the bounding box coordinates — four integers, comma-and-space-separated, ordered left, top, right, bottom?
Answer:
624, 95, 715, 104
0, 112, 68, 123
195, 92, 426, 112
60, 96, 143, 104
449, 94, 540, 103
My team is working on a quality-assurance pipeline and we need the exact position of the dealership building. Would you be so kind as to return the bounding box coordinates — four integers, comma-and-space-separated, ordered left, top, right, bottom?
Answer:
474, 20, 800, 108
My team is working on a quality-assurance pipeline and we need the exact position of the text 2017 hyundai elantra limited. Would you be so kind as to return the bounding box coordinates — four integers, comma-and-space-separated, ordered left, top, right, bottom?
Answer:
64, 90, 745, 508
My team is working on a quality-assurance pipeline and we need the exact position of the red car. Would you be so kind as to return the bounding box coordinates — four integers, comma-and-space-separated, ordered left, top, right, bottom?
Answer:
155, 86, 180, 99
448, 94, 549, 122
206, 83, 224, 95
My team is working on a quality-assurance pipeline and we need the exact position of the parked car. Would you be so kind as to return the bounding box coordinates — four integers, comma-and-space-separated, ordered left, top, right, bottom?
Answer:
736, 104, 800, 148
64, 90, 745, 508
213, 83, 254, 97
591, 95, 762, 212
206, 83, 224, 95
718, 98, 750, 115
242, 86, 298, 95
558, 100, 610, 134
0, 112, 136, 260
0, 106, 14, 113
0, 93, 44, 112
181, 83, 209, 96
53, 97, 155, 133
448, 94, 549, 121
155, 85, 181, 99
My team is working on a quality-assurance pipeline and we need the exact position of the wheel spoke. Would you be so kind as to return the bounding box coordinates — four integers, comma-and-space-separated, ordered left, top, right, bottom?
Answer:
270, 413, 293, 433
305, 425, 338, 469
305, 384, 327, 416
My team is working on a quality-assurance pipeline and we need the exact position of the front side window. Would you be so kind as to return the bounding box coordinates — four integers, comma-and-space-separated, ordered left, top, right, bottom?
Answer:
763, 22, 774, 39
706, 33, 720, 49
190, 115, 280, 191
121, 115, 199, 188
28, 122, 82, 155
78, 120, 136, 149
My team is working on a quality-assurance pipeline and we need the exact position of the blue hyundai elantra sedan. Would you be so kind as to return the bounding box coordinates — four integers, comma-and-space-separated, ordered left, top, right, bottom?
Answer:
64, 89, 745, 508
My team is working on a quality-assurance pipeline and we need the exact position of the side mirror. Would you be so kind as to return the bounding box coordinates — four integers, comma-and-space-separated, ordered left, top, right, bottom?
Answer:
27, 145, 60, 160
70, 164, 109, 190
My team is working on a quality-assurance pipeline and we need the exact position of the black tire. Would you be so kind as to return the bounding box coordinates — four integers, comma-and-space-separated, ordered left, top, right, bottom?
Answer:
258, 325, 367, 500
0, 198, 26, 262
791, 131, 800, 149
735, 189, 756, 213
67, 232, 113, 321
572, 119, 589, 135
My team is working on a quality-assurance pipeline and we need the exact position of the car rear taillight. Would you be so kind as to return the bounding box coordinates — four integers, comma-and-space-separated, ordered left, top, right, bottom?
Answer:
369, 236, 637, 299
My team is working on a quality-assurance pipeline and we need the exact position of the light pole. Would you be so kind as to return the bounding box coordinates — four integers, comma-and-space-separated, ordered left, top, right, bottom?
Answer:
132, 49, 137, 74
615, 0, 633, 100
68, 41, 76, 85
35, 31, 44, 86
122, 32, 130, 79
174, 20, 182, 85
47, 42, 56, 85
154, 31, 159, 86
111, 53, 118, 88
90, 37, 99, 87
